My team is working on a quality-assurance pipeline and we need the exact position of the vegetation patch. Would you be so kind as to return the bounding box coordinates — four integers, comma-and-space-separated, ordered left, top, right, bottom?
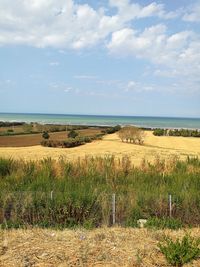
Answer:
0, 156, 200, 228
118, 126, 145, 144
146, 217, 183, 230
159, 235, 200, 266
153, 128, 200, 137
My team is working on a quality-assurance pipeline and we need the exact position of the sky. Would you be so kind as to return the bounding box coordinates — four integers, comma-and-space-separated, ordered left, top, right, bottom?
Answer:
0, 0, 200, 117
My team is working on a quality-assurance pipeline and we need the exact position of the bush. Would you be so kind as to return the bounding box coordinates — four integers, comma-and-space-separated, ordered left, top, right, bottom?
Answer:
153, 128, 166, 136
159, 235, 200, 266
42, 131, 50, 140
68, 130, 78, 139
103, 125, 121, 134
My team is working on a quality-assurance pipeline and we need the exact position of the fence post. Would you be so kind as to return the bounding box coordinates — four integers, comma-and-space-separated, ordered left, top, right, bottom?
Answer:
169, 194, 172, 217
112, 193, 116, 225
50, 191, 53, 200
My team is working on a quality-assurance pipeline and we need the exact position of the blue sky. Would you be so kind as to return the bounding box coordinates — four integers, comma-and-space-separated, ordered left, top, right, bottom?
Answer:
0, 0, 200, 117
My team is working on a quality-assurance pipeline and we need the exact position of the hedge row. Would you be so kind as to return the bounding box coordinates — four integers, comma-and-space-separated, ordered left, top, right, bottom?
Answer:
41, 134, 104, 148
101, 125, 121, 134
153, 128, 200, 137
0, 121, 25, 127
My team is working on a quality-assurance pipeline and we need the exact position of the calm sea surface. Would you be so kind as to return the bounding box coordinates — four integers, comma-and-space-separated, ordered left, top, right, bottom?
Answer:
0, 113, 200, 129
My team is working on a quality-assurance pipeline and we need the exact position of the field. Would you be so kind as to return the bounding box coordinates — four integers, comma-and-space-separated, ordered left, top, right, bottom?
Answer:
0, 128, 102, 147
0, 131, 199, 165
1, 227, 200, 267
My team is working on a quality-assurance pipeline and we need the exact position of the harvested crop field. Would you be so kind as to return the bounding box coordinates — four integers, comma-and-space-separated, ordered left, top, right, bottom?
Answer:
0, 227, 200, 267
0, 128, 102, 147
0, 131, 199, 164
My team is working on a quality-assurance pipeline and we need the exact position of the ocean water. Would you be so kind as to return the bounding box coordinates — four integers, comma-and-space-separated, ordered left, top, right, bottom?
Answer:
0, 113, 200, 129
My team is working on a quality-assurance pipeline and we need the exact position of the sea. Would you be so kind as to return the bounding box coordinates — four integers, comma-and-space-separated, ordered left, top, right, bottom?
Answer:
0, 113, 200, 129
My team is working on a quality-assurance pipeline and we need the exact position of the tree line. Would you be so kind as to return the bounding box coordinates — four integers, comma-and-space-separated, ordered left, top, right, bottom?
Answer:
153, 128, 200, 137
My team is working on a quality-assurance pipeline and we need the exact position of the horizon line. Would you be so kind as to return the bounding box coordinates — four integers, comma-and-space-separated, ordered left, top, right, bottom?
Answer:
0, 111, 200, 120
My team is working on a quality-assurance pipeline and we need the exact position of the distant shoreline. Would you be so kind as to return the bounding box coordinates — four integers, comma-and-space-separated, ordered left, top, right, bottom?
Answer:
0, 112, 200, 130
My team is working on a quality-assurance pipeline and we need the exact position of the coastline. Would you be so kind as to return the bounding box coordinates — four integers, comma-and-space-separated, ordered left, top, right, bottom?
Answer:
0, 112, 200, 130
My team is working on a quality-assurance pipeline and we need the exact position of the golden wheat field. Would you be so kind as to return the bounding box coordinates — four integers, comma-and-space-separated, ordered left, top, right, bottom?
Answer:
0, 131, 199, 165
0, 227, 200, 267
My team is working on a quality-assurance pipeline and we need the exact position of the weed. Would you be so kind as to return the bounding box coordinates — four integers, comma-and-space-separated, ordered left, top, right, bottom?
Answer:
158, 234, 200, 266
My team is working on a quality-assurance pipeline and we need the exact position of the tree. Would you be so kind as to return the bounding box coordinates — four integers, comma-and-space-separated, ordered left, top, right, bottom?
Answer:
118, 126, 145, 145
68, 129, 78, 139
42, 131, 50, 140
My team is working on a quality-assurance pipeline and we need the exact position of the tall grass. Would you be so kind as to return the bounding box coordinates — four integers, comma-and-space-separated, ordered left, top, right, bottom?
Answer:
0, 156, 199, 228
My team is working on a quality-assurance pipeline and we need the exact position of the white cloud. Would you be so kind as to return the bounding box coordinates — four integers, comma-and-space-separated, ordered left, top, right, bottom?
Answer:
107, 24, 200, 78
183, 1, 200, 22
0, 0, 179, 49
0, 0, 199, 94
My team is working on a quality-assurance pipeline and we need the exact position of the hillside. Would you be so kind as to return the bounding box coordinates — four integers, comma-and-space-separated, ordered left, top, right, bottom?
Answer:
0, 131, 199, 165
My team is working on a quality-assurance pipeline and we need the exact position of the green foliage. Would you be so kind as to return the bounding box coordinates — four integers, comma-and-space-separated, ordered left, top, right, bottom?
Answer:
159, 235, 200, 266
66, 125, 89, 131
146, 217, 183, 230
0, 157, 200, 228
42, 131, 50, 140
103, 125, 121, 134
153, 128, 200, 137
153, 128, 166, 136
0, 158, 14, 177
41, 134, 103, 148
68, 129, 79, 138
0, 121, 24, 127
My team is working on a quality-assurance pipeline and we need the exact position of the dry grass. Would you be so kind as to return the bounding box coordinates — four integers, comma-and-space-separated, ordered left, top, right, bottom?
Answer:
0, 227, 200, 267
0, 131, 199, 165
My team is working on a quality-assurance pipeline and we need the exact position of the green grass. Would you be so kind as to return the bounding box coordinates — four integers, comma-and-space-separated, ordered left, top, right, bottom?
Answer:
0, 156, 200, 228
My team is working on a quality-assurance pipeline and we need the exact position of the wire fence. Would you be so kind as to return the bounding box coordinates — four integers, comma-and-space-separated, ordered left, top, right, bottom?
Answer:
0, 191, 197, 228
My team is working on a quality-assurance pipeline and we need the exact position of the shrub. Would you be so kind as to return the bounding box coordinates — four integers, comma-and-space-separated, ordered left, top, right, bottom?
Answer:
68, 130, 78, 139
42, 131, 50, 140
159, 235, 200, 266
103, 125, 121, 134
153, 128, 165, 136
7, 129, 14, 133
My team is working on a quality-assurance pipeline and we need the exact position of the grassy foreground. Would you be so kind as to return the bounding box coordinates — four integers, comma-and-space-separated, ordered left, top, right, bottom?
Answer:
0, 156, 200, 227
